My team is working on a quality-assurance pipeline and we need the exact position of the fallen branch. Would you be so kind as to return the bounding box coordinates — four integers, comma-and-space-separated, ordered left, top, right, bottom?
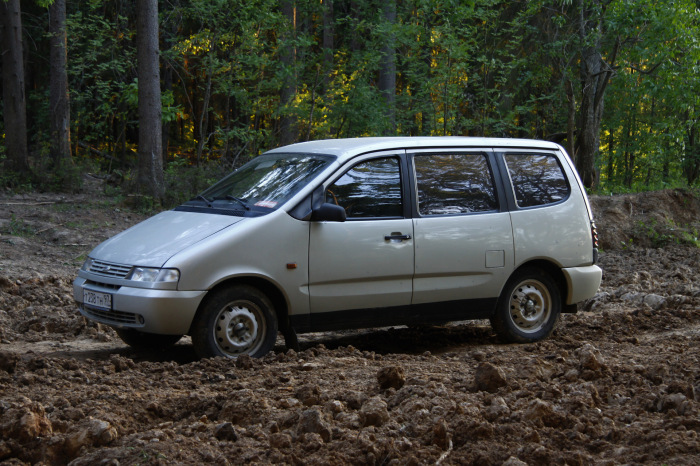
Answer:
0, 202, 56, 206
35, 224, 63, 235
77, 141, 119, 162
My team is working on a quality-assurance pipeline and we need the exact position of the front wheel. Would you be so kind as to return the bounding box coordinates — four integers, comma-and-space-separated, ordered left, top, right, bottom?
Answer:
490, 268, 561, 343
190, 285, 278, 359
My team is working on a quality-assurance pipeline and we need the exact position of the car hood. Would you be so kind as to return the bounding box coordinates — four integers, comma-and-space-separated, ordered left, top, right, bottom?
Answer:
89, 210, 245, 267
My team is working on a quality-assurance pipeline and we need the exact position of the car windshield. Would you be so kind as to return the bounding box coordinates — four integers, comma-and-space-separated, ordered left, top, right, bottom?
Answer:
182, 153, 334, 215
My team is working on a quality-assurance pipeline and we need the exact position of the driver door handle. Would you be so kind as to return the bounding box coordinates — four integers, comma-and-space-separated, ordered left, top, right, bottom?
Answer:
385, 233, 412, 241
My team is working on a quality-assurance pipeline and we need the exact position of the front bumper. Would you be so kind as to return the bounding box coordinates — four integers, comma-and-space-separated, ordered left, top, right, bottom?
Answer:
73, 277, 206, 335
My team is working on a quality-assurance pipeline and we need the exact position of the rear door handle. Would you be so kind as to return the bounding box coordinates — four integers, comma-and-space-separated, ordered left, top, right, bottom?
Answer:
384, 233, 412, 241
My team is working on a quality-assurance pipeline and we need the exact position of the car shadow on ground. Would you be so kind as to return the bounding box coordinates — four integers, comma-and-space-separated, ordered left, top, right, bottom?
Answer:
38, 322, 497, 364
291, 321, 497, 356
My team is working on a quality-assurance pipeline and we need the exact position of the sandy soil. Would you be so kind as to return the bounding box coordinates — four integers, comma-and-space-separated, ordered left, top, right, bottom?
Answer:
1, 178, 699, 465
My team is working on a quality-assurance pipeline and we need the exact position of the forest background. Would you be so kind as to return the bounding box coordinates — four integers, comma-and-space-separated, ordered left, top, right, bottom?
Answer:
1, 0, 700, 206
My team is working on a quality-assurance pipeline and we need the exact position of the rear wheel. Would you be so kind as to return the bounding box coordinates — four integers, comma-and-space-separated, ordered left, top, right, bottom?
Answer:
191, 285, 278, 359
490, 267, 561, 343
115, 328, 182, 349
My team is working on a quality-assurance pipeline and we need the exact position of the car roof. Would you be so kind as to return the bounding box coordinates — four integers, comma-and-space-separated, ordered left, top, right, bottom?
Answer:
265, 137, 561, 162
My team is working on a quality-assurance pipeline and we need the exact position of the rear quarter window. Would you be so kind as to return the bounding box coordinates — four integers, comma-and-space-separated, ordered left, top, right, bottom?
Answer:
504, 153, 570, 208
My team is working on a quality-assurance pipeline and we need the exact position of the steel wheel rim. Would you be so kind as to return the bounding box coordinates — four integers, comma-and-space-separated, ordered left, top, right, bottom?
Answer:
213, 300, 265, 357
508, 279, 551, 334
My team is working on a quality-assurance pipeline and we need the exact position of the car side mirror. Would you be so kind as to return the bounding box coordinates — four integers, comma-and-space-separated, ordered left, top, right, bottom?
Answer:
311, 203, 346, 222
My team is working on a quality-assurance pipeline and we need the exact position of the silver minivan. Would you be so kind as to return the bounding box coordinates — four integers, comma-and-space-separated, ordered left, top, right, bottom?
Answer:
74, 137, 602, 358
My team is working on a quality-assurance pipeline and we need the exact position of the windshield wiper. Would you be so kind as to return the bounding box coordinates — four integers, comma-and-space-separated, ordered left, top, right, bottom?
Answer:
192, 195, 212, 207
224, 195, 250, 210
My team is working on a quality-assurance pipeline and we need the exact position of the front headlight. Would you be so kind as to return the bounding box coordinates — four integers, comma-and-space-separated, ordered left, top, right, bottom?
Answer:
128, 267, 180, 283
81, 257, 94, 271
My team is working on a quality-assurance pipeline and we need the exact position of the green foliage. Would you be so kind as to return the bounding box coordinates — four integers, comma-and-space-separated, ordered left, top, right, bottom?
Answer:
632, 218, 700, 249
0, 168, 35, 193
66, 5, 136, 157
5, 0, 700, 193
4, 214, 34, 237
600, 0, 700, 190
40, 163, 84, 193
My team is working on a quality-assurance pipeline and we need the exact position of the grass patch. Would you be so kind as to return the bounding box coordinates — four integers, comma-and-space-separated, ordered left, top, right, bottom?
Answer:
3, 214, 35, 237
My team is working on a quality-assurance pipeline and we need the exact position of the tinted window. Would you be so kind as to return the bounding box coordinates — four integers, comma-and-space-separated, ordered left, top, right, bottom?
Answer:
326, 157, 403, 218
504, 153, 569, 208
414, 153, 497, 215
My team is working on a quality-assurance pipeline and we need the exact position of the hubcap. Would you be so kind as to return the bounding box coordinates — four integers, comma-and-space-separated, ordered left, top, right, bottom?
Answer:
508, 279, 551, 333
213, 302, 263, 356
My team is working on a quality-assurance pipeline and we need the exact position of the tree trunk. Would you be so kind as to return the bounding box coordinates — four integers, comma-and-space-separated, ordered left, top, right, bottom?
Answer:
573, 1, 617, 189
49, 0, 72, 168
161, 22, 178, 165
321, 0, 333, 93
565, 78, 576, 163
575, 44, 605, 189
135, 0, 164, 200
378, 0, 397, 134
279, 0, 297, 146
0, 0, 31, 175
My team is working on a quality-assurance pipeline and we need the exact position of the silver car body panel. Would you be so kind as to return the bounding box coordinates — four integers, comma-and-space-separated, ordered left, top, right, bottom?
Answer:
89, 210, 244, 267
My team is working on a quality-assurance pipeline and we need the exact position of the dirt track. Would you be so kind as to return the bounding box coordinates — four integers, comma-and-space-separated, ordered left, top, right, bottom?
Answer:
1, 182, 699, 465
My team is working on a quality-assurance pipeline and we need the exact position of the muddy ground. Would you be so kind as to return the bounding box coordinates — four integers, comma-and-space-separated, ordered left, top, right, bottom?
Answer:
0, 179, 699, 465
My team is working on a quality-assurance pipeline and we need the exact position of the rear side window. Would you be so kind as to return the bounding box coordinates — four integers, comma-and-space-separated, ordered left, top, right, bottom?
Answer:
326, 157, 403, 218
504, 153, 570, 208
414, 153, 498, 215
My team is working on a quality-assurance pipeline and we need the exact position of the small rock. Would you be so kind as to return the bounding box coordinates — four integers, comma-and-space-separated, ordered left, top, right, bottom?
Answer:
502, 456, 528, 466
325, 400, 344, 414
342, 391, 366, 410
295, 384, 321, 406
296, 409, 331, 442
657, 393, 689, 414
0, 351, 19, 373
432, 419, 450, 450
235, 354, 254, 369
522, 399, 563, 427
0, 402, 53, 442
302, 432, 324, 452
359, 396, 390, 427
269, 432, 292, 449
377, 366, 406, 390
484, 396, 510, 422
642, 294, 666, 309
300, 363, 321, 371
474, 362, 507, 392
64, 417, 117, 456
214, 422, 238, 441
577, 343, 607, 372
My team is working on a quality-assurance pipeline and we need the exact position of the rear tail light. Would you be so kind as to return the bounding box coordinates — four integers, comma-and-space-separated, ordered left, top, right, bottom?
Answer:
591, 221, 599, 263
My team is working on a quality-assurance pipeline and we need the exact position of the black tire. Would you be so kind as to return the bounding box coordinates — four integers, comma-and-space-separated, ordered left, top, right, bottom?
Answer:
190, 284, 278, 359
115, 328, 182, 349
490, 267, 561, 343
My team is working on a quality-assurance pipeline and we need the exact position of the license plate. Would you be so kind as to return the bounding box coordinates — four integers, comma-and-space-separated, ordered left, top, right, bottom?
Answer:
84, 289, 112, 310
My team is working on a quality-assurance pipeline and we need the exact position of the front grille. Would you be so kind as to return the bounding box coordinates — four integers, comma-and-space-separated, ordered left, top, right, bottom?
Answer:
83, 305, 139, 325
85, 280, 120, 291
87, 260, 131, 279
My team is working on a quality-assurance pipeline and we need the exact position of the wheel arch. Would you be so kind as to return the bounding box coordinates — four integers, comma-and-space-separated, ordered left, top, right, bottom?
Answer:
506, 259, 569, 311
187, 276, 290, 335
